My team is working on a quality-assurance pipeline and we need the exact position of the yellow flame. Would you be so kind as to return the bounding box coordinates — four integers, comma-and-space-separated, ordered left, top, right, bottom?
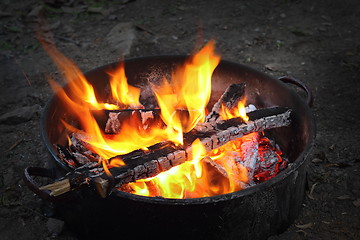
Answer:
130, 138, 208, 198
43, 40, 221, 172
108, 62, 142, 108
129, 138, 250, 198
44, 38, 260, 198
42, 42, 119, 111
154, 40, 221, 144
219, 97, 249, 122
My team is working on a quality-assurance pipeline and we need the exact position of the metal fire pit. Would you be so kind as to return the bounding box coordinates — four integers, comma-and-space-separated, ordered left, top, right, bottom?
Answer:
25, 56, 315, 240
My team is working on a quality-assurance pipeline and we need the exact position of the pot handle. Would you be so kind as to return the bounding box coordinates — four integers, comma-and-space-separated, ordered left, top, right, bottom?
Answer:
23, 167, 66, 202
278, 76, 314, 107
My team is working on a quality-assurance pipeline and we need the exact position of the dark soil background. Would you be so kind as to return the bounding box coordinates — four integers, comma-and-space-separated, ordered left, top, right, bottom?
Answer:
0, 0, 359, 239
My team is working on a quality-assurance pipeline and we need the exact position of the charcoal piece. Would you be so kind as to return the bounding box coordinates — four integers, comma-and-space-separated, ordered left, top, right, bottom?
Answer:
114, 170, 134, 187
55, 133, 98, 167
237, 132, 261, 183
211, 154, 247, 191
139, 85, 158, 109
253, 138, 288, 183
72, 152, 92, 165
55, 144, 76, 169
197, 107, 290, 133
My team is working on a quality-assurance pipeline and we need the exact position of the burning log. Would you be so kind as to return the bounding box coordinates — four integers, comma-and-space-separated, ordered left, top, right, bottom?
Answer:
53, 133, 100, 169
103, 107, 291, 188
205, 83, 246, 123
120, 156, 230, 197
104, 83, 246, 134
55, 145, 78, 169
104, 109, 162, 134
41, 106, 291, 198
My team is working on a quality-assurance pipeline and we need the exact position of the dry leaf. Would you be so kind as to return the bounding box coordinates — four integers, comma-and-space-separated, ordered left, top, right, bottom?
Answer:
295, 222, 314, 229
337, 195, 351, 200
0, 104, 41, 124
265, 63, 282, 72
311, 158, 323, 163
306, 182, 318, 200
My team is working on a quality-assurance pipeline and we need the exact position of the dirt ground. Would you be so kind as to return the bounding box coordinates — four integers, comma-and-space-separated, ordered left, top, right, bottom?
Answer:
0, 0, 359, 239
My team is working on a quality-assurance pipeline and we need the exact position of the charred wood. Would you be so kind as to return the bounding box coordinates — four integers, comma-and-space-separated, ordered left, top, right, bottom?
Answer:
237, 132, 261, 185
205, 83, 246, 123
104, 109, 163, 134
54, 133, 100, 169
253, 138, 288, 183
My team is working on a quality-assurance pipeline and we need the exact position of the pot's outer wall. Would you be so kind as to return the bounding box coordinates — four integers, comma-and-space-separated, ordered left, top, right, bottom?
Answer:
55, 162, 307, 240
42, 56, 315, 240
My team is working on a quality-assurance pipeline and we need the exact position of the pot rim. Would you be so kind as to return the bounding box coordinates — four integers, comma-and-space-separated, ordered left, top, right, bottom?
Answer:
40, 55, 316, 205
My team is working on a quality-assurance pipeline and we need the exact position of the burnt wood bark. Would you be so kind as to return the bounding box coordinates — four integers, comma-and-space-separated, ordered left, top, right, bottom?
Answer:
104, 109, 163, 134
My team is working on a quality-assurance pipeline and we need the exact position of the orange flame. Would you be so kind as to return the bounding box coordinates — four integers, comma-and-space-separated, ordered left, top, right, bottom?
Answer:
43, 38, 286, 199
43, 39, 256, 197
129, 138, 240, 198
219, 97, 249, 122
43, 40, 220, 163
42, 42, 119, 111
108, 62, 142, 108
153, 40, 220, 144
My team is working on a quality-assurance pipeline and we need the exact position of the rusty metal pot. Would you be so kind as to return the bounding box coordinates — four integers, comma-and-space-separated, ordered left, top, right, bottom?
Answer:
25, 56, 315, 240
